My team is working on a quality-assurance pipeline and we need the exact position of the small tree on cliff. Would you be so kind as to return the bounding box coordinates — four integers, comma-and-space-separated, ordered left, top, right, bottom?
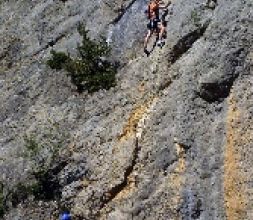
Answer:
47, 24, 117, 93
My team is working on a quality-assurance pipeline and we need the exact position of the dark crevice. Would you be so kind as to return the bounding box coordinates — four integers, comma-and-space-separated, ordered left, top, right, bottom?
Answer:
98, 138, 140, 213
178, 142, 192, 152
168, 23, 209, 64
33, 159, 68, 201
110, 0, 138, 24
197, 80, 235, 103
0, 51, 8, 62
198, 48, 248, 103
33, 32, 67, 56
153, 23, 210, 93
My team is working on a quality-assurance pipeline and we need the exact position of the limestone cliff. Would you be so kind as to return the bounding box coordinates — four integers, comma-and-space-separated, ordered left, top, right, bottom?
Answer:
0, 0, 252, 219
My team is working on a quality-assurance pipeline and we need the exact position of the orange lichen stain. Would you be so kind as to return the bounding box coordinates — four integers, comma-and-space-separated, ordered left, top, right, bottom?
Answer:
175, 143, 186, 174
111, 97, 158, 200
165, 142, 186, 218
113, 174, 137, 201
224, 94, 247, 220
118, 96, 156, 141
117, 104, 146, 141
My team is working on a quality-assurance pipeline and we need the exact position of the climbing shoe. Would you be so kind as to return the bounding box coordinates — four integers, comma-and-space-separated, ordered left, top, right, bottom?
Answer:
144, 48, 150, 56
157, 40, 165, 48
157, 40, 162, 47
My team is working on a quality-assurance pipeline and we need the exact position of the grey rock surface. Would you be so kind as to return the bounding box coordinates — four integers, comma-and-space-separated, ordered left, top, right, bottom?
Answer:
0, 0, 252, 219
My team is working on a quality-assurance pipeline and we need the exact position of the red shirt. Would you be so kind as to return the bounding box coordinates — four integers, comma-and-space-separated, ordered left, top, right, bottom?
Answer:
149, 1, 159, 20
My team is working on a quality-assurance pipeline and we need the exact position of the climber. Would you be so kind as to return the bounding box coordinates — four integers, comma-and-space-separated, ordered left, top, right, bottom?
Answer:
60, 211, 71, 220
144, 0, 171, 56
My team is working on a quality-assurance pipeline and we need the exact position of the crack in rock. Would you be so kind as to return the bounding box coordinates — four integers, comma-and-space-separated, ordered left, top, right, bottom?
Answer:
168, 23, 209, 64
99, 138, 139, 209
198, 48, 248, 103
32, 32, 68, 56
97, 98, 158, 216
110, 0, 138, 24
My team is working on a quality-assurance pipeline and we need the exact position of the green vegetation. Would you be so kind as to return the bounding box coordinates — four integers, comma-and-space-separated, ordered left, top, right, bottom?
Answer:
47, 24, 117, 93
23, 134, 40, 158
191, 10, 201, 26
0, 181, 43, 216
23, 132, 63, 164
2, 123, 68, 207
21, 123, 70, 201
7, 182, 41, 207
47, 51, 70, 70
0, 136, 50, 216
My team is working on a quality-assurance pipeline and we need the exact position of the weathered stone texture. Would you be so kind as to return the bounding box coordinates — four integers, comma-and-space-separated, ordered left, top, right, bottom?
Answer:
0, 0, 252, 219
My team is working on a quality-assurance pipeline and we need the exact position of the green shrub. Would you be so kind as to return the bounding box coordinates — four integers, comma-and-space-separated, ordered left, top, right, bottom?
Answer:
191, 10, 201, 26
0, 181, 39, 216
8, 182, 42, 206
23, 135, 40, 158
47, 24, 117, 93
46, 50, 70, 70
22, 126, 70, 201
0, 127, 68, 213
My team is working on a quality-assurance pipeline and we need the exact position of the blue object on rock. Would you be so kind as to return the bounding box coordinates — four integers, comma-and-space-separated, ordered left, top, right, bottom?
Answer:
60, 211, 71, 220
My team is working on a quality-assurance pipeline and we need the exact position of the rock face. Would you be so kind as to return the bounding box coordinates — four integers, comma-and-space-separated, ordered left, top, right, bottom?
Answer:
0, 0, 252, 219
